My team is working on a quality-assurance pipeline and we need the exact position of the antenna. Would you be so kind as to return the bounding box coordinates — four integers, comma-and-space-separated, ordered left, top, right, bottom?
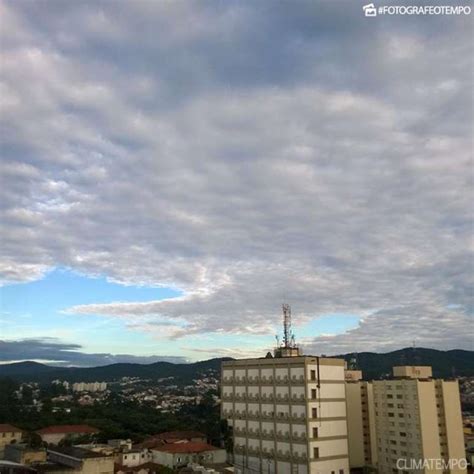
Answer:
412, 339, 420, 365
349, 353, 358, 370
282, 303, 293, 348
274, 303, 300, 358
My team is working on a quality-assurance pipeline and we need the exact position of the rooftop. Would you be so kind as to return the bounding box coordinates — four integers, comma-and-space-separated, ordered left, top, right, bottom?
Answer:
136, 431, 206, 448
151, 431, 206, 441
153, 442, 220, 454
48, 447, 108, 459
37, 424, 99, 435
0, 423, 23, 433
5, 444, 45, 453
222, 356, 345, 366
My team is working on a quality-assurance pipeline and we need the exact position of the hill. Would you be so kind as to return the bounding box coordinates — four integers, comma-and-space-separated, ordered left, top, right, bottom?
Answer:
0, 357, 231, 383
333, 348, 473, 380
0, 348, 472, 383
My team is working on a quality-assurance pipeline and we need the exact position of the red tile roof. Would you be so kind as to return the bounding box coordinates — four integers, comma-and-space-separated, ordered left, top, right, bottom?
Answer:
151, 431, 205, 441
135, 431, 206, 449
36, 425, 99, 435
0, 424, 22, 433
134, 439, 165, 449
153, 442, 220, 454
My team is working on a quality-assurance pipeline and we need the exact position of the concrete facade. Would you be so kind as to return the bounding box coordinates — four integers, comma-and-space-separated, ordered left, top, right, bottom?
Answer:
221, 355, 349, 474
151, 445, 226, 469
345, 366, 467, 474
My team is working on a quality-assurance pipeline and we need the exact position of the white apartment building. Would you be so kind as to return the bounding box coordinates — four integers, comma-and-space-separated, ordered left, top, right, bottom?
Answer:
72, 382, 107, 392
221, 349, 349, 474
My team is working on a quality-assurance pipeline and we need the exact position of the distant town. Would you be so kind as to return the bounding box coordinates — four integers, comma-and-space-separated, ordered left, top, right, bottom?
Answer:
1, 334, 473, 474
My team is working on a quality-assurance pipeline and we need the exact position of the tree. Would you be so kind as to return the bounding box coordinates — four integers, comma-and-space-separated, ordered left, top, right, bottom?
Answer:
23, 431, 44, 448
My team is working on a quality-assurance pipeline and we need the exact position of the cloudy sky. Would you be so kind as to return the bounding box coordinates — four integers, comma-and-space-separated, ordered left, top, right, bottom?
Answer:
0, 0, 473, 366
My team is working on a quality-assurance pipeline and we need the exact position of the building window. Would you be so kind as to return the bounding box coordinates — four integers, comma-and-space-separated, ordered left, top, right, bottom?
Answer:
310, 370, 316, 380
311, 389, 317, 399
313, 447, 319, 459
339, 470, 344, 474
312, 407, 318, 418
312, 427, 318, 438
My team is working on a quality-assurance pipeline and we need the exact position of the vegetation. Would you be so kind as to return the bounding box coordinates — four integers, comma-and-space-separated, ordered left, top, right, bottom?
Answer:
0, 377, 223, 445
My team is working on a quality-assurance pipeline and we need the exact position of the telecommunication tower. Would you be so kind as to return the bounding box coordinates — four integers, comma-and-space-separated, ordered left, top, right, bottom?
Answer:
274, 303, 301, 357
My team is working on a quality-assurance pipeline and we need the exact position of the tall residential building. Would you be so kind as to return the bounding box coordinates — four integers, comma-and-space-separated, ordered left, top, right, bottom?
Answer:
221, 305, 349, 474
345, 365, 467, 474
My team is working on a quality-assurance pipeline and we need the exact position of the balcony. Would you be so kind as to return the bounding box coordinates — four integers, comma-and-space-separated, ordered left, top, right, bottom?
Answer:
247, 376, 260, 384
291, 375, 306, 384
291, 412, 306, 421
291, 393, 306, 402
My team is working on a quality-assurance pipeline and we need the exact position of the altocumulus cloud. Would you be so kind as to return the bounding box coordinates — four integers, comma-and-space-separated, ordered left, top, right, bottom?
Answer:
0, 0, 472, 354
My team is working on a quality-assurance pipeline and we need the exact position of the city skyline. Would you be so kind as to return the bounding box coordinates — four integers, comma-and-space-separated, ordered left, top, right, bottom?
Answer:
1, 0, 473, 365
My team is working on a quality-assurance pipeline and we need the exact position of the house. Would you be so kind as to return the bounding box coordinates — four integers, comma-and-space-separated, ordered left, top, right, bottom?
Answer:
0, 425, 23, 457
46, 446, 114, 474
36, 426, 99, 446
76, 441, 151, 467
4, 444, 47, 465
116, 450, 151, 468
151, 443, 226, 469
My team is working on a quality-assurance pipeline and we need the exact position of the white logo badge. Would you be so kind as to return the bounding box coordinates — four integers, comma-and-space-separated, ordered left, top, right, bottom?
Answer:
363, 3, 377, 16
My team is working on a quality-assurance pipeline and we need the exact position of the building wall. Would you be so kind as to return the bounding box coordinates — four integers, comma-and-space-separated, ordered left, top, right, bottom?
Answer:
417, 380, 442, 473
345, 383, 365, 468
361, 376, 467, 474
120, 451, 146, 467
152, 449, 226, 469
82, 457, 114, 474
41, 433, 67, 445
0, 430, 22, 457
4, 445, 47, 465
437, 381, 466, 474
222, 356, 349, 474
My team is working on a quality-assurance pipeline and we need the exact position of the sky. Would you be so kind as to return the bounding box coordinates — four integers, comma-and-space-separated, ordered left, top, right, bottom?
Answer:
0, 0, 473, 366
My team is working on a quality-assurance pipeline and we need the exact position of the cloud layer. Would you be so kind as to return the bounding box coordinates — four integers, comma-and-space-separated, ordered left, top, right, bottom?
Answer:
1, 0, 472, 354
0, 339, 187, 366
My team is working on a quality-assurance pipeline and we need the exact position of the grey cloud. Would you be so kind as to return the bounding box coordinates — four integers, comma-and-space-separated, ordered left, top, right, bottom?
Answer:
0, 339, 187, 367
0, 0, 472, 352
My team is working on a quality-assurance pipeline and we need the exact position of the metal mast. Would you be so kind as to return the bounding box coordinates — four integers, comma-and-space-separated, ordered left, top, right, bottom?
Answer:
282, 303, 292, 348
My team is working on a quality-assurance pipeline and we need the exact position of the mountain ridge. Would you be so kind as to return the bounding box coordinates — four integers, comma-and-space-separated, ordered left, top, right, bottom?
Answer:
0, 349, 472, 382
